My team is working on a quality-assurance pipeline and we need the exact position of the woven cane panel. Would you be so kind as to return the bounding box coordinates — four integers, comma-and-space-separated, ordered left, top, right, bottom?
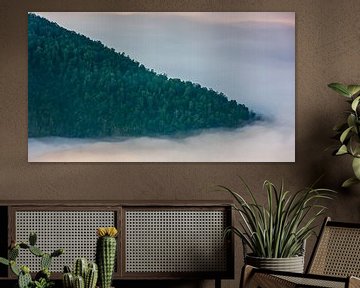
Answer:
277, 275, 345, 288
125, 210, 227, 273
310, 226, 360, 277
15, 211, 115, 272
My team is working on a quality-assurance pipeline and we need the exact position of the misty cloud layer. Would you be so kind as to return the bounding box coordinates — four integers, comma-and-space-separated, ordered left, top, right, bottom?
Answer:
28, 121, 294, 162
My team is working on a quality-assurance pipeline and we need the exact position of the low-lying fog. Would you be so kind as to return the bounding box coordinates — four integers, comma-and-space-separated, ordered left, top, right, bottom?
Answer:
28, 120, 294, 162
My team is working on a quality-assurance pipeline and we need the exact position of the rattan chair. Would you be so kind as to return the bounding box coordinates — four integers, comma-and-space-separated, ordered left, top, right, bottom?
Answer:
241, 217, 360, 288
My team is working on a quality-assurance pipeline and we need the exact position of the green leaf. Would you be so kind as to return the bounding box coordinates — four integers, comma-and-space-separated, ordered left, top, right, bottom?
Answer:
347, 114, 356, 128
10, 261, 20, 276
336, 144, 348, 155
340, 126, 352, 143
350, 136, 360, 156
0, 257, 9, 266
351, 96, 360, 111
328, 83, 351, 97
352, 157, 360, 179
221, 178, 335, 258
347, 85, 360, 97
342, 177, 360, 188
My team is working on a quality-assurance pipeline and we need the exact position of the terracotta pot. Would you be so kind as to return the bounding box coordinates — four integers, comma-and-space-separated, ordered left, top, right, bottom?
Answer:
245, 254, 304, 273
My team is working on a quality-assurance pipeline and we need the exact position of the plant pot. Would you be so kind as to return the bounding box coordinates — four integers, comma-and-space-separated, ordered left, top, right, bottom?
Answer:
245, 254, 304, 273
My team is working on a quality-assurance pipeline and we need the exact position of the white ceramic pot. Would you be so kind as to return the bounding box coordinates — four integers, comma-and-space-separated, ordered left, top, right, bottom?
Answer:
245, 254, 305, 273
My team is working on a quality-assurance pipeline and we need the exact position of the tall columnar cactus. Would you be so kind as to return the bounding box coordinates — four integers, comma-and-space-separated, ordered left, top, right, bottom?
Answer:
0, 232, 63, 288
96, 227, 118, 288
63, 260, 98, 288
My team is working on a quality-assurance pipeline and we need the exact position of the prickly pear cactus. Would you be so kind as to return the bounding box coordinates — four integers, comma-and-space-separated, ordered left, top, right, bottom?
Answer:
10, 260, 21, 276
96, 227, 118, 288
29, 245, 44, 257
41, 253, 52, 270
9, 246, 19, 260
29, 232, 37, 246
0, 232, 63, 288
18, 266, 32, 288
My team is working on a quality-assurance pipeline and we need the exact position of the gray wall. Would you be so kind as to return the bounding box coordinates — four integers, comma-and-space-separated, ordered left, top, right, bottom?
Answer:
1, 1, 360, 287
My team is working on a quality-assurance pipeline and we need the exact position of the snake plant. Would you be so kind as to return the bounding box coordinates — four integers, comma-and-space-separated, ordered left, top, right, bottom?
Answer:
328, 83, 360, 187
220, 178, 335, 258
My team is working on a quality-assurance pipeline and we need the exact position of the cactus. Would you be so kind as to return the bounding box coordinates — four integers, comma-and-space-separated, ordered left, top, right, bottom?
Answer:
29, 245, 44, 257
0, 232, 63, 288
18, 268, 32, 288
10, 260, 20, 276
41, 253, 52, 270
74, 258, 88, 279
96, 227, 118, 288
63, 272, 74, 288
9, 246, 19, 260
85, 263, 98, 288
35, 268, 51, 282
19, 243, 30, 249
64, 265, 72, 273
74, 275, 85, 288
51, 248, 64, 257
63, 260, 98, 288
29, 232, 37, 246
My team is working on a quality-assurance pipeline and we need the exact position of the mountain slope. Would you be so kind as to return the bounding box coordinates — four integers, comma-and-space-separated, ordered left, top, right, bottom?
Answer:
28, 13, 256, 138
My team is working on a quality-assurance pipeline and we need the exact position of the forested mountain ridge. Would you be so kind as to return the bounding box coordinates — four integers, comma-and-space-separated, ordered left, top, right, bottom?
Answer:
28, 13, 257, 138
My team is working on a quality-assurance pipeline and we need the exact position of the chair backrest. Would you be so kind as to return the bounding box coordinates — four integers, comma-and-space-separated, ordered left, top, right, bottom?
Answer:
307, 217, 360, 277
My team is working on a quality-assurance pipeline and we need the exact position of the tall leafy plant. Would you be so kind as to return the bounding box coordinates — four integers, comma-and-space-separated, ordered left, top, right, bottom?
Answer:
220, 179, 334, 258
328, 83, 360, 187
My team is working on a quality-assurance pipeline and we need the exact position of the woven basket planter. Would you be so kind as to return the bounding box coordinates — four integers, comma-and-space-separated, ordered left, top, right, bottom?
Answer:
245, 254, 305, 273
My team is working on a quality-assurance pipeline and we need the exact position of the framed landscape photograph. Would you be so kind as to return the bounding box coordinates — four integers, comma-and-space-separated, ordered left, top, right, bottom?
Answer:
28, 12, 295, 162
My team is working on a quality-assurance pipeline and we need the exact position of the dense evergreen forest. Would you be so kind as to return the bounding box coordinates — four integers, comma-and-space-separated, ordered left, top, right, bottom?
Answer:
28, 14, 257, 138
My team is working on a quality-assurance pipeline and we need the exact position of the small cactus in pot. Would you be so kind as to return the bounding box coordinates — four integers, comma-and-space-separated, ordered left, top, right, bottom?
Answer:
96, 227, 118, 288
62, 259, 98, 288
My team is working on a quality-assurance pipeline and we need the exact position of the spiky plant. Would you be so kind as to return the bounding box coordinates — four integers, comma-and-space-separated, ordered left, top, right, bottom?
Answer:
0, 232, 63, 288
63, 260, 98, 288
96, 227, 118, 288
220, 179, 335, 258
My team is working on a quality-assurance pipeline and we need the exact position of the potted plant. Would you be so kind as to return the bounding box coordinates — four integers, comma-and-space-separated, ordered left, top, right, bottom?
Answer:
62, 258, 98, 288
328, 83, 360, 187
220, 179, 334, 273
0, 232, 63, 288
